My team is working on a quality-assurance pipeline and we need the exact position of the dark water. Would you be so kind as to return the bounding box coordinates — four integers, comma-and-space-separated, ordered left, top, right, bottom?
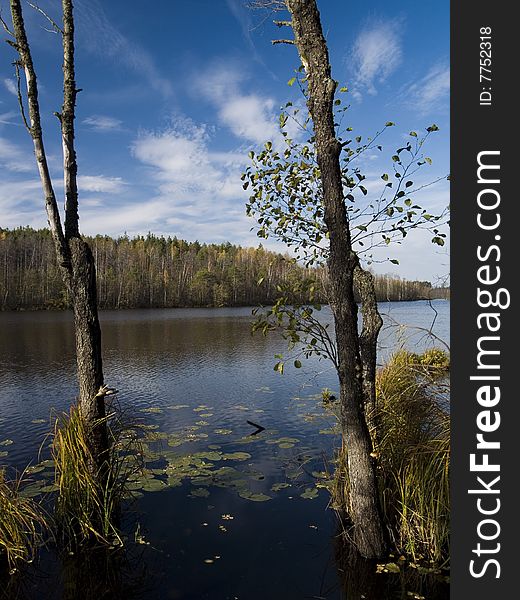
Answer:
0, 301, 449, 600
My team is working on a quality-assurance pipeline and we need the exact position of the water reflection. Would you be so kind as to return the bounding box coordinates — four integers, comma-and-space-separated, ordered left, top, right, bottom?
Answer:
0, 302, 449, 599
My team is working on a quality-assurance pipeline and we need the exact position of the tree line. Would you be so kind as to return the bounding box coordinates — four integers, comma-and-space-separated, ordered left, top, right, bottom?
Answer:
0, 227, 448, 310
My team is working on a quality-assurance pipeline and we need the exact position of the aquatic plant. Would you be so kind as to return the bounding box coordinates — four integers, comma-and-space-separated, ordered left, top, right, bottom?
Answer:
333, 349, 450, 565
0, 467, 48, 573
52, 403, 142, 548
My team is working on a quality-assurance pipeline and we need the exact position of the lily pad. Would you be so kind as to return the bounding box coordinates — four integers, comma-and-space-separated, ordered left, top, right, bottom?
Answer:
141, 478, 167, 492
190, 488, 210, 498
271, 482, 291, 492
300, 487, 319, 500
222, 452, 251, 461
238, 490, 272, 502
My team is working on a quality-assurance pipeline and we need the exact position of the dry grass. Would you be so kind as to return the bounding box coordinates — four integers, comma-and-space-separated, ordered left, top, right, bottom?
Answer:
333, 349, 450, 565
52, 403, 142, 548
0, 468, 48, 573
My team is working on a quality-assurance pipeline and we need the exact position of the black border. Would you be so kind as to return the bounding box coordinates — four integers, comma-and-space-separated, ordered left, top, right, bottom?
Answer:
451, 2, 516, 596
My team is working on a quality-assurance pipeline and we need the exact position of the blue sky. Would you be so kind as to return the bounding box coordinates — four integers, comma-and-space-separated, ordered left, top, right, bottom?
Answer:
0, 0, 449, 280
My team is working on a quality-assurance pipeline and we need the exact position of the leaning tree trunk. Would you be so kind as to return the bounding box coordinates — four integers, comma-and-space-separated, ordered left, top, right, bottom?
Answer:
286, 0, 386, 558
9, 0, 108, 475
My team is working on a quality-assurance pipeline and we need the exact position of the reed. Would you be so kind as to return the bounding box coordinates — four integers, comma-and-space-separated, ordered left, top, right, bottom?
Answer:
333, 349, 450, 565
0, 467, 48, 573
52, 403, 142, 548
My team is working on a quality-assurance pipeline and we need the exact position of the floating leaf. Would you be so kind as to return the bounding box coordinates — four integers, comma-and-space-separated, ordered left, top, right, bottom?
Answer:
214, 429, 232, 435
190, 488, 210, 498
238, 490, 272, 502
141, 478, 167, 492
300, 488, 319, 500
271, 482, 291, 492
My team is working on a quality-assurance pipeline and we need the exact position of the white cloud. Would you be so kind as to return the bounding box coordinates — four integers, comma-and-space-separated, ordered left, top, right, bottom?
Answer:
0, 137, 33, 172
77, 175, 126, 194
196, 63, 302, 148
350, 18, 403, 99
401, 64, 450, 115
219, 95, 279, 145
3, 78, 17, 96
0, 111, 19, 126
82, 115, 123, 132
121, 119, 262, 243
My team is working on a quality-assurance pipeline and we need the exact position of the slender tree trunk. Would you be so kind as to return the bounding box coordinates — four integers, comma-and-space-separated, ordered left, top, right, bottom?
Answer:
354, 266, 383, 418
286, 0, 386, 558
9, 0, 108, 474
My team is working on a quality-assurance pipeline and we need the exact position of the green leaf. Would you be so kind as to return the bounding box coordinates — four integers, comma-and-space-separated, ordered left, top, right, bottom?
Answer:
381, 173, 389, 181
294, 359, 302, 369
390, 259, 399, 264
385, 121, 395, 127
274, 361, 285, 374
409, 131, 417, 137
287, 77, 297, 86
425, 157, 432, 165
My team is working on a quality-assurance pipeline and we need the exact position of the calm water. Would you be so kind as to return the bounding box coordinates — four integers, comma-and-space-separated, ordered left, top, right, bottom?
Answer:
0, 301, 449, 600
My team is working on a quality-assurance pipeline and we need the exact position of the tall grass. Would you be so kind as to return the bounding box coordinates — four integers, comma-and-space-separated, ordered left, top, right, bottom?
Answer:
52, 403, 142, 548
0, 468, 48, 573
333, 349, 450, 565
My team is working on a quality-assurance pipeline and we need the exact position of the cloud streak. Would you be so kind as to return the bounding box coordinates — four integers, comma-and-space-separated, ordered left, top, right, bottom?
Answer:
349, 18, 403, 99
82, 115, 124, 132
400, 63, 450, 115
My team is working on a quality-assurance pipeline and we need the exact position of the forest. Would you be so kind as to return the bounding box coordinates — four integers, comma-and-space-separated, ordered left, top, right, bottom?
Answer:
0, 227, 449, 310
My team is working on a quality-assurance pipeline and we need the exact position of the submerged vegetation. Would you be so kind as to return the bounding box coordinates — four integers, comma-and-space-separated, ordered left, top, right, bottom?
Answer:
332, 349, 450, 565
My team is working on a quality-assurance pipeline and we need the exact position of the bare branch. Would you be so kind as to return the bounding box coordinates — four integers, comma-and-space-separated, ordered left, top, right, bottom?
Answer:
8, 0, 69, 269
0, 10, 15, 36
272, 38, 294, 45
27, 2, 62, 34
248, 0, 286, 10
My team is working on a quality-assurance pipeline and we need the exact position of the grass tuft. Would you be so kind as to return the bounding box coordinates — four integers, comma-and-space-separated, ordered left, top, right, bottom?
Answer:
333, 349, 450, 566
52, 403, 142, 548
0, 467, 48, 573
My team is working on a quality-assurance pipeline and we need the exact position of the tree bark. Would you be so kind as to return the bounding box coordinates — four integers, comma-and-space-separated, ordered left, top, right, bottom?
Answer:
354, 266, 383, 418
9, 0, 108, 474
286, 0, 386, 558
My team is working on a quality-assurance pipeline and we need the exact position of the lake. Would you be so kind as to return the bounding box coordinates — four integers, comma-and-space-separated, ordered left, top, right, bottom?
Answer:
0, 300, 449, 599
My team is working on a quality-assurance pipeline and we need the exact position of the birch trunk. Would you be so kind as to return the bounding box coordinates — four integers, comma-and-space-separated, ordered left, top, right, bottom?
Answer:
286, 0, 386, 558
9, 0, 108, 474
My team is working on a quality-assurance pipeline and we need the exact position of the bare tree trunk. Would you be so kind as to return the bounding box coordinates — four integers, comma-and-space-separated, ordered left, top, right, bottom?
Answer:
9, 0, 108, 474
286, 0, 386, 558
354, 266, 383, 417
